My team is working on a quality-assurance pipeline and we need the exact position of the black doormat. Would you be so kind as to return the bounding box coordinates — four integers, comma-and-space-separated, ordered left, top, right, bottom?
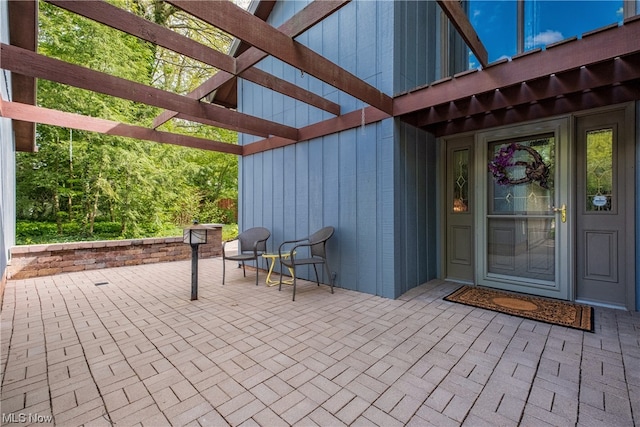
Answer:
444, 285, 593, 332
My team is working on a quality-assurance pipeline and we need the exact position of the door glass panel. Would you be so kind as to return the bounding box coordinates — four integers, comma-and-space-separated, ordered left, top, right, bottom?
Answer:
586, 128, 613, 212
452, 149, 469, 213
487, 136, 555, 284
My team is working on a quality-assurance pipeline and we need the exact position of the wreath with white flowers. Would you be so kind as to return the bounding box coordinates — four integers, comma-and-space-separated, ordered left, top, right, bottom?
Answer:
488, 143, 550, 189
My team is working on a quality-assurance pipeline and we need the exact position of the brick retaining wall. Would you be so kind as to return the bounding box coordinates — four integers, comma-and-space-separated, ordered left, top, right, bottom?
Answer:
8, 227, 222, 280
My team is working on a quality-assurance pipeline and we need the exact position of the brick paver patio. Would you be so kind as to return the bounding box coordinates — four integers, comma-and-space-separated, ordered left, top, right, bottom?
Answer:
1, 256, 639, 426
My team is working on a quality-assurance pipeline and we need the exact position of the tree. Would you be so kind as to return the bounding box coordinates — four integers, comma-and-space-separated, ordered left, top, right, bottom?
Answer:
16, 0, 239, 241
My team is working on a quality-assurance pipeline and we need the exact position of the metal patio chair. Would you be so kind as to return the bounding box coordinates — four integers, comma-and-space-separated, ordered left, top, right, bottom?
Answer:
278, 226, 335, 301
222, 227, 270, 286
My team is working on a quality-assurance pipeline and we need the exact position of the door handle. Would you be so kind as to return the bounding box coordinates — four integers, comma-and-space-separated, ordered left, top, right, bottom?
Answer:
552, 204, 566, 223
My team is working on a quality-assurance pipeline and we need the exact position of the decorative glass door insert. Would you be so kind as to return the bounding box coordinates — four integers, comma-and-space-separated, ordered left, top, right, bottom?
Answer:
486, 135, 556, 284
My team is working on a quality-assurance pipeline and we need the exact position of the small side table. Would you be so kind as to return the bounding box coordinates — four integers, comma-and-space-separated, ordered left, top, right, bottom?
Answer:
262, 253, 295, 286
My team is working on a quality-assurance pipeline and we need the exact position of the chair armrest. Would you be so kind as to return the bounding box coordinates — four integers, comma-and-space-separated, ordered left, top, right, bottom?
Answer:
222, 237, 239, 256
252, 237, 269, 256
278, 238, 309, 259
285, 241, 316, 263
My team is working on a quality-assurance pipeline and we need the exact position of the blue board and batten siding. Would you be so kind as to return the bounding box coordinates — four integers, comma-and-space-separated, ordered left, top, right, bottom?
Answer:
239, 0, 440, 298
1, 0, 17, 289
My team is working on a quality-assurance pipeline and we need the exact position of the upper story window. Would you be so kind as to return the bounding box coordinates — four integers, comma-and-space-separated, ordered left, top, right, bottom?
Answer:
468, 0, 626, 68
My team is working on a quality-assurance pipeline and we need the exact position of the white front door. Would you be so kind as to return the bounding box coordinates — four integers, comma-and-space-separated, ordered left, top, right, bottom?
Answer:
475, 118, 572, 300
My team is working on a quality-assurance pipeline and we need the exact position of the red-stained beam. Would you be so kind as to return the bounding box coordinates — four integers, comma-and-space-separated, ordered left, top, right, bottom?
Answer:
46, 0, 236, 74
153, 0, 350, 128
167, 0, 393, 115
241, 67, 341, 116
47, 0, 339, 117
173, 112, 269, 139
394, 17, 640, 117
0, 101, 242, 154
8, 0, 37, 152
437, 0, 488, 68
430, 82, 640, 136
243, 107, 390, 156
411, 53, 640, 128
1, 43, 298, 140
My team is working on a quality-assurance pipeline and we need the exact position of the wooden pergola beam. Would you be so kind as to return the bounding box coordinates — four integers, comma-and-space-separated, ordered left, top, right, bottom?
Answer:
46, 0, 338, 116
8, 0, 37, 152
393, 17, 640, 117
243, 19, 640, 155
432, 83, 640, 136
167, 0, 394, 115
173, 112, 269, 138
153, 0, 349, 128
46, 0, 236, 74
437, 0, 489, 68
1, 43, 299, 140
241, 67, 341, 116
0, 101, 242, 154
411, 54, 640, 128
243, 107, 391, 156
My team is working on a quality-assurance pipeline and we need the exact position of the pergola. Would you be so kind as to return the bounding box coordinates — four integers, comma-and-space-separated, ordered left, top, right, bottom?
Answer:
2, 0, 640, 155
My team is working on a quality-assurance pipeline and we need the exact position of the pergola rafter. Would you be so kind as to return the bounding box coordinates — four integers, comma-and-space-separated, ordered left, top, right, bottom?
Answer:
393, 16, 640, 136
436, 0, 488, 68
243, 15, 640, 154
46, 0, 341, 119
2, 100, 243, 154
46, 0, 237, 74
1, 0, 639, 158
152, 0, 350, 128
1, 43, 299, 140
6, 0, 37, 152
166, 0, 394, 115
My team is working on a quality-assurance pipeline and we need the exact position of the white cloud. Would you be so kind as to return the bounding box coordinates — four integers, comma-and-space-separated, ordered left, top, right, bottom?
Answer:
232, 0, 252, 10
525, 30, 564, 48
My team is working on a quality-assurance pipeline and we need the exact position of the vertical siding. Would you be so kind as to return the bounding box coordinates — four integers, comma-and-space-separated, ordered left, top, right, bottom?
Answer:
636, 101, 640, 310
356, 125, 378, 295
394, 0, 438, 94
391, 0, 441, 296
393, 121, 438, 297
238, 1, 440, 298
322, 133, 341, 283
337, 130, 357, 290
0, 114, 15, 282
1, 0, 17, 288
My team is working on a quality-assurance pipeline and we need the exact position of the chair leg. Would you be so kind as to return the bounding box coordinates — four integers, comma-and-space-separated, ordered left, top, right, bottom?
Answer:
242, 262, 246, 277
324, 262, 334, 294
292, 274, 296, 301
255, 260, 259, 286
313, 265, 320, 286
222, 257, 226, 285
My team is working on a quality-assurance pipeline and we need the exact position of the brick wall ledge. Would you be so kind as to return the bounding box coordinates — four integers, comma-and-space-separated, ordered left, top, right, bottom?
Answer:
10, 236, 187, 254
8, 227, 222, 280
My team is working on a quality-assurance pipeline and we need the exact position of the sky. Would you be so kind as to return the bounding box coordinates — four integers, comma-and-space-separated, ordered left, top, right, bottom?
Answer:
469, 0, 625, 66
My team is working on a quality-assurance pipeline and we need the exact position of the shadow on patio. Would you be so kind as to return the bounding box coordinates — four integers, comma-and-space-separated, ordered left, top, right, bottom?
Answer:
1, 257, 639, 426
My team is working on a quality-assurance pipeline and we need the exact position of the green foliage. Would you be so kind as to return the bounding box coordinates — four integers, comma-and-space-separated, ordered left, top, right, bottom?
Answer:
16, 1, 239, 245
222, 224, 239, 242
16, 220, 238, 246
